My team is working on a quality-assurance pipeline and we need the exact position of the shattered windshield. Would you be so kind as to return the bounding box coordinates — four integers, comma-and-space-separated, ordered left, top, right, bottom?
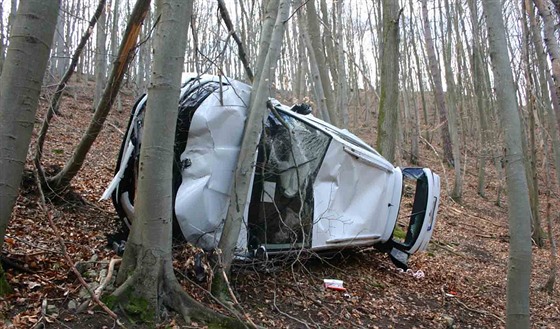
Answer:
248, 111, 331, 250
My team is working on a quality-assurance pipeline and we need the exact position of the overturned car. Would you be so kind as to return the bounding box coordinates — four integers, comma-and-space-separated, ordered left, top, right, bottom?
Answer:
102, 74, 440, 269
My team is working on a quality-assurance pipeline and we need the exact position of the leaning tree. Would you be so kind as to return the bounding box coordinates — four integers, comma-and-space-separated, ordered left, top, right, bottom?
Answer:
0, 0, 60, 295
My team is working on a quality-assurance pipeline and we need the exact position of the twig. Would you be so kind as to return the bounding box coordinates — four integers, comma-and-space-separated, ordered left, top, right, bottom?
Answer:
107, 122, 125, 136
284, 0, 311, 23
173, 269, 251, 328
217, 0, 254, 82
475, 234, 499, 239
451, 297, 505, 324
447, 206, 505, 228
432, 240, 466, 258
272, 288, 311, 329
216, 252, 258, 328
95, 257, 122, 297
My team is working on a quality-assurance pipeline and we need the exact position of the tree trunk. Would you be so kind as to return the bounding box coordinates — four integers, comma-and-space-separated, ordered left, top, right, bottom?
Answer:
305, 0, 340, 126
335, 0, 349, 126
421, 0, 454, 166
213, 0, 291, 299
0, 0, 60, 295
0, 1, 4, 76
111, 2, 246, 326
35, 0, 108, 190
47, 0, 151, 194
468, 0, 491, 197
376, 0, 401, 163
94, 4, 108, 110
533, 0, 560, 123
298, 2, 330, 122
521, 0, 545, 247
482, 0, 533, 327
442, 0, 463, 201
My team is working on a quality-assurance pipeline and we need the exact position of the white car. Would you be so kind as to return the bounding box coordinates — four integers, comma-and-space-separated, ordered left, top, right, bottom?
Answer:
102, 74, 441, 269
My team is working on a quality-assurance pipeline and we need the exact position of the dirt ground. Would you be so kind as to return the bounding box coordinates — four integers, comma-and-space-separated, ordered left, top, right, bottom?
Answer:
1, 79, 559, 328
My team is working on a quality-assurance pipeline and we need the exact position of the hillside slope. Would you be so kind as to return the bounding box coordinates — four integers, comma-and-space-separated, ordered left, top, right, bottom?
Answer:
1, 81, 559, 328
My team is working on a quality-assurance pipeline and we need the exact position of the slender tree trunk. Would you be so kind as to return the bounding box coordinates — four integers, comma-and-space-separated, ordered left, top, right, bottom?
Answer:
305, 0, 340, 126
521, 0, 545, 247
442, 0, 463, 200
298, 2, 330, 122
335, 0, 349, 126
94, 4, 108, 110
468, 0, 490, 197
376, 1, 401, 163
483, 0, 532, 327
47, 0, 151, 193
0, 0, 60, 295
421, 0, 454, 166
213, 0, 291, 299
35, 0, 108, 190
0, 1, 4, 75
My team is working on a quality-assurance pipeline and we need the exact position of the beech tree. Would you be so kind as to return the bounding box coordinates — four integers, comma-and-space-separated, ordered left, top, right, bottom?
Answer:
110, 1, 243, 325
0, 0, 60, 295
376, 0, 401, 163
482, 0, 533, 327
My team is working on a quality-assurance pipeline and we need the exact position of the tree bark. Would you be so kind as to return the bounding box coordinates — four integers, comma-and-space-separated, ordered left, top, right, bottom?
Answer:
47, 0, 151, 193
0, 0, 60, 295
442, 0, 463, 200
482, 0, 533, 327
0, 1, 4, 75
376, 0, 401, 163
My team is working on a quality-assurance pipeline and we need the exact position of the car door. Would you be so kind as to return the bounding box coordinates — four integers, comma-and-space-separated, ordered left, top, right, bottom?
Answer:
389, 168, 440, 268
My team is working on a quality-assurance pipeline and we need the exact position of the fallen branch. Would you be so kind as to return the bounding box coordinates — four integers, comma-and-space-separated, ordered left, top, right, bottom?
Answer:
107, 122, 125, 136
95, 257, 122, 298
451, 297, 505, 324
432, 240, 467, 258
420, 135, 450, 197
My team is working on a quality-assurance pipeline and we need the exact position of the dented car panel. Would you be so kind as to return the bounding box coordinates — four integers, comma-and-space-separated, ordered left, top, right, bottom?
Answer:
103, 74, 441, 268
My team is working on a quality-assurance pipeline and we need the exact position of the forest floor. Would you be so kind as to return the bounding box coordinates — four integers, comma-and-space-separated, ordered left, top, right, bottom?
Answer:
1, 79, 560, 328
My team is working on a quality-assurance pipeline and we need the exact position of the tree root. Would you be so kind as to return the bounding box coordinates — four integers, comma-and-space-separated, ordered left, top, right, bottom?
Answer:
111, 249, 251, 328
